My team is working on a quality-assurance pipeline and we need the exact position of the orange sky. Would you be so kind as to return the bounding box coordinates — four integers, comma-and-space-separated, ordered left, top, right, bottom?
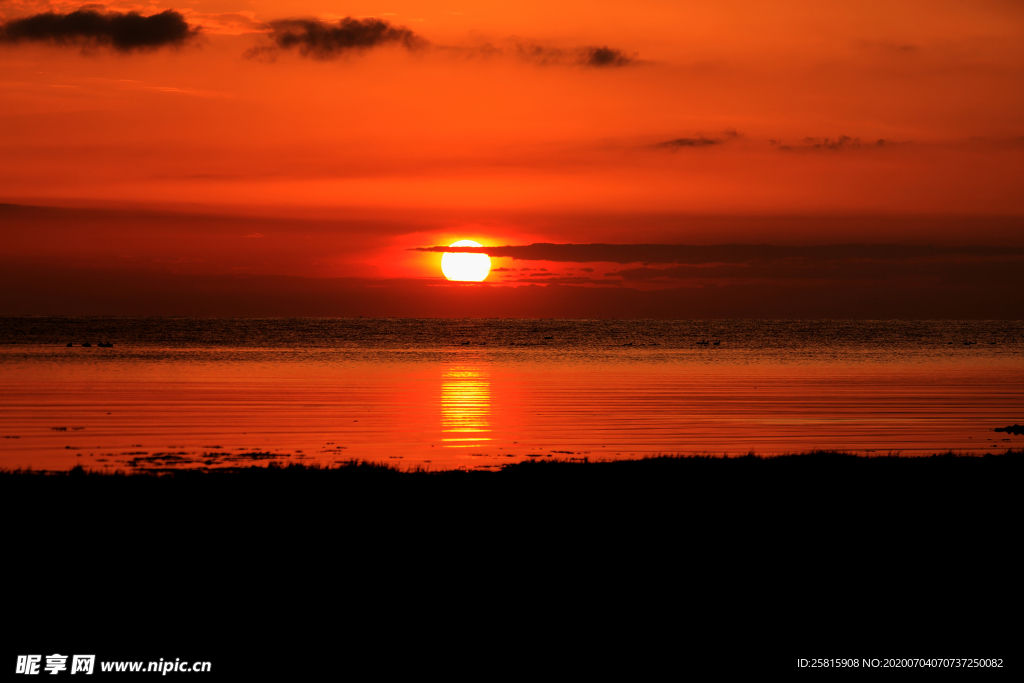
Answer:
2, 1, 1023, 316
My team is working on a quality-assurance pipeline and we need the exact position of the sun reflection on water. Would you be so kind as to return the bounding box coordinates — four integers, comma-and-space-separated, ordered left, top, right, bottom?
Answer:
441, 368, 491, 446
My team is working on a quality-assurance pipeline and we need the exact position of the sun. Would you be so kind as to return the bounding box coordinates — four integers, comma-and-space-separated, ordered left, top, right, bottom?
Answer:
441, 240, 491, 282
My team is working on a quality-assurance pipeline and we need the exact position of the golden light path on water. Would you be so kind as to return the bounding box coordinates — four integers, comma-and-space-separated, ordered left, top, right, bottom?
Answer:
441, 369, 491, 446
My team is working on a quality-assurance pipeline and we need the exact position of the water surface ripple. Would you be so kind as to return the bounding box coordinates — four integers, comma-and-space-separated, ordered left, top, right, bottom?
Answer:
2, 318, 1021, 470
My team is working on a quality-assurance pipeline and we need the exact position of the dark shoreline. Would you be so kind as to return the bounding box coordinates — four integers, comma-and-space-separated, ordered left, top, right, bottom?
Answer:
8, 450, 1017, 671
5, 451, 1019, 512
7, 450, 1018, 535
3, 447, 1021, 476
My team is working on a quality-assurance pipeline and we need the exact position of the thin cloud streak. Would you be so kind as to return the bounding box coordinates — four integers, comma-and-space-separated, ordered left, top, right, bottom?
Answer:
772, 136, 896, 151
654, 137, 719, 148
411, 243, 1024, 265
652, 130, 739, 149
500, 40, 637, 67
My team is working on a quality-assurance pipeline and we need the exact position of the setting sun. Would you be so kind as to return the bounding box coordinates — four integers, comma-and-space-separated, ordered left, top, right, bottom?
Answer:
441, 240, 491, 282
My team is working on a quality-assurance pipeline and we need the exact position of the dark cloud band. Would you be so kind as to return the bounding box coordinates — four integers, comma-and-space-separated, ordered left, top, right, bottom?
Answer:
610, 259, 1024, 285
249, 17, 424, 59
0, 9, 199, 51
412, 243, 1024, 265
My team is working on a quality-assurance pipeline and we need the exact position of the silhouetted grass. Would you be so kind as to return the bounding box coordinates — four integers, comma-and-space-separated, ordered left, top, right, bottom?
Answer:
4, 450, 1018, 524
6, 449, 1018, 664
7, 449, 1017, 579
4, 447, 1020, 479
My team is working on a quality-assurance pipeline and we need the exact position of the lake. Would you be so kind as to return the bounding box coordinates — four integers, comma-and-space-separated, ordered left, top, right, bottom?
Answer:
1, 318, 1021, 471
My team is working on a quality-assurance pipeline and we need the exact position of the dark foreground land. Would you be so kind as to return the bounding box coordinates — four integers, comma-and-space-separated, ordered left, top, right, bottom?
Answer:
5, 450, 1019, 526
6, 452, 1018, 675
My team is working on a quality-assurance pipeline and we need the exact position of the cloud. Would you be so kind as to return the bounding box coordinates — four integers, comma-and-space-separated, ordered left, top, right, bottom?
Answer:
655, 137, 718, 148
653, 129, 738, 149
243, 22, 635, 67
415, 242, 1024, 289
507, 40, 562, 65
773, 136, 894, 151
411, 243, 1024, 266
509, 40, 636, 68
582, 46, 635, 67
0, 8, 199, 51
246, 17, 424, 60
611, 257, 1024, 286
510, 276, 622, 286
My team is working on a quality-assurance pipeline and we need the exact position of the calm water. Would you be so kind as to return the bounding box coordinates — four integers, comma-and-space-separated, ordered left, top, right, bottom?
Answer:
1, 318, 1022, 471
